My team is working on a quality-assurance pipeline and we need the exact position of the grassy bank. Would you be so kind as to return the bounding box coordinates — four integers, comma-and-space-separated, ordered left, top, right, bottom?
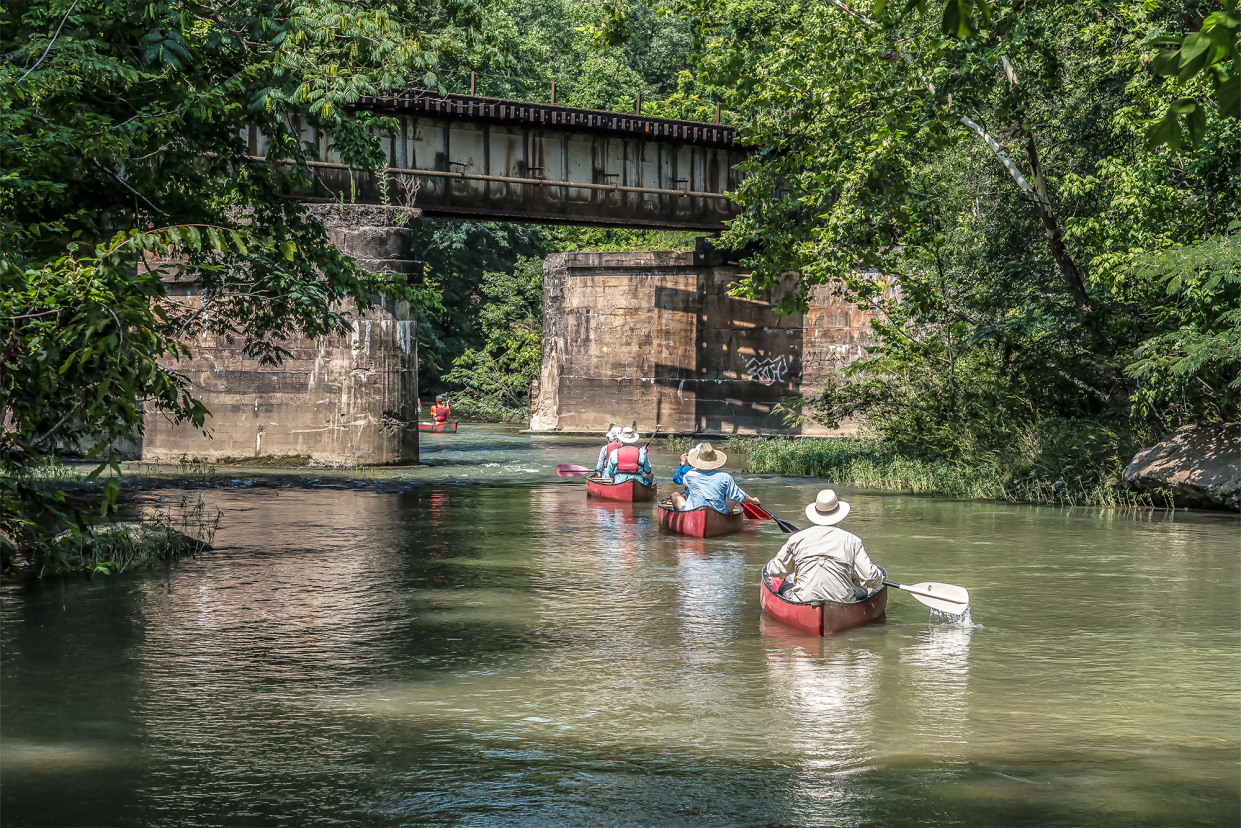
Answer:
3, 492, 220, 578
722, 437, 1160, 508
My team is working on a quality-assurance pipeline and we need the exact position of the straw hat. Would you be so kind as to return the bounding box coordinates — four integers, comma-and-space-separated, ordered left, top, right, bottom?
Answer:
804, 489, 850, 525
687, 442, 727, 470
617, 426, 641, 444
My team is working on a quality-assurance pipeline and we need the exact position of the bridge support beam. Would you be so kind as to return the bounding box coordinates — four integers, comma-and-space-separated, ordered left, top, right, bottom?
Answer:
141, 207, 421, 466
530, 246, 876, 437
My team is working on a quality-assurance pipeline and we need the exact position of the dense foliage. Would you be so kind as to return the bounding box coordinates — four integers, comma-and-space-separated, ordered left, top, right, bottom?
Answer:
1, 0, 477, 545
624, 0, 1241, 477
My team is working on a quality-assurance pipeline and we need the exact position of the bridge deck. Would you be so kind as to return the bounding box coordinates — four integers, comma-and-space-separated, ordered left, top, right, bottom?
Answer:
250, 90, 748, 230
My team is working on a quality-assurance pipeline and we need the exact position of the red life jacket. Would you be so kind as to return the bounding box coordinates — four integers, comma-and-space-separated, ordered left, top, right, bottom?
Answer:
615, 445, 642, 474
432, 403, 450, 423
604, 440, 622, 457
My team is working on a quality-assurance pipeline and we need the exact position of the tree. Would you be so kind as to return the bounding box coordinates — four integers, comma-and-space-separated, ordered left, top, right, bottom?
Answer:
591, 0, 1238, 470
1, 0, 482, 546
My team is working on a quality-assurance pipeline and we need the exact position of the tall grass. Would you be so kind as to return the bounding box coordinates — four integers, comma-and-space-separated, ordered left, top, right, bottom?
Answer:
732, 437, 1159, 508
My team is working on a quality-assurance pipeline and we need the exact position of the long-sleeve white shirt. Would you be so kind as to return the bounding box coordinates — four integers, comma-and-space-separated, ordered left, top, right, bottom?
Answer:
765, 525, 883, 603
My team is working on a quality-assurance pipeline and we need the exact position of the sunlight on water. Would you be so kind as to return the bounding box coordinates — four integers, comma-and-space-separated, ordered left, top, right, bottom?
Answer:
1, 426, 1237, 827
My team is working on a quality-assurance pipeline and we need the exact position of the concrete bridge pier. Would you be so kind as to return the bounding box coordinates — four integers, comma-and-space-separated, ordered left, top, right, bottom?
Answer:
530, 245, 876, 437
141, 207, 422, 466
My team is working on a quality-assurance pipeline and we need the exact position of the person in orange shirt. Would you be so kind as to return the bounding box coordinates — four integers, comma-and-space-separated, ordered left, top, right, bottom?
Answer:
431, 395, 451, 423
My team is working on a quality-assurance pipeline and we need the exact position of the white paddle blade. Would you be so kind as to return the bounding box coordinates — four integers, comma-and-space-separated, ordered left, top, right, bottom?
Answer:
901, 582, 970, 615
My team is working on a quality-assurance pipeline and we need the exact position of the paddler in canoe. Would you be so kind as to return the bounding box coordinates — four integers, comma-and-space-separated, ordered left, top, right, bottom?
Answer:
765, 490, 883, 603
604, 427, 653, 485
669, 442, 760, 513
594, 426, 622, 477
430, 395, 451, 424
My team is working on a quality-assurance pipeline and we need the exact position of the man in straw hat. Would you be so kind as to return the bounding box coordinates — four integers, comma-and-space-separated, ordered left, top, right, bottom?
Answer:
670, 442, 760, 513
594, 426, 623, 476
765, 490, 883, 603
605, 427, 652, 485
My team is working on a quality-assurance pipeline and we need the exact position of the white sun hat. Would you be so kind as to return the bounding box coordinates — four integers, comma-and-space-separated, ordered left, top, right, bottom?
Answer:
617, 426, 641, 444
687, 442, 727, 469
804, 489, 850, 525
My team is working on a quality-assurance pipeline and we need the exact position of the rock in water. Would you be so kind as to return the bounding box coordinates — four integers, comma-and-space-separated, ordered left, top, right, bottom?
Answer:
1123, 423, 1241, 511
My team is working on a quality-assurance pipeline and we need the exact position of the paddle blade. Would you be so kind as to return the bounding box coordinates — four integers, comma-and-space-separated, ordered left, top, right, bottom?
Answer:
555, 464, 593, 478
741, 502, 769, 520
890, 581, 970, 614
740, 503, 798, 532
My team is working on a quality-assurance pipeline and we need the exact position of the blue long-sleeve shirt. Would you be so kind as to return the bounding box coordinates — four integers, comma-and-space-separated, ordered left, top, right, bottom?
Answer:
681, 469, 748, 513
672, 464, 692, 485
606, 446, 651, 485
595, 444, 612, 474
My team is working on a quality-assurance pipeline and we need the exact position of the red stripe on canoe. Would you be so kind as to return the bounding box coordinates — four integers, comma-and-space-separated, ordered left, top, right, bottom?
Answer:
586, 478, 657, 502
418, 421, 457, 433
656, 503, 744, 538
759, 566, 888, 636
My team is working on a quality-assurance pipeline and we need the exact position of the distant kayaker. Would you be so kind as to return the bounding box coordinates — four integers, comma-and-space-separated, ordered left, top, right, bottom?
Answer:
670, 442, 759, 514
595, 426, 622, 476
431, 395, 451, 424
605, 427, 652, 485
765, 490, 883, 603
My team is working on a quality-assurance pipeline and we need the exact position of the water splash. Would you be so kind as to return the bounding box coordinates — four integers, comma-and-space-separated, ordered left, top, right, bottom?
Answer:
930, 605, 975, 627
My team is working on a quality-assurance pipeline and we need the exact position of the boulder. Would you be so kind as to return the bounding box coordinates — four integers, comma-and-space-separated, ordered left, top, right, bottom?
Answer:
1123, 423, 1241, 511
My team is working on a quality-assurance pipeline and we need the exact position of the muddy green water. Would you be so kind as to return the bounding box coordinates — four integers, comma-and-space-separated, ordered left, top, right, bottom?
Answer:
2, 427, 1238, 827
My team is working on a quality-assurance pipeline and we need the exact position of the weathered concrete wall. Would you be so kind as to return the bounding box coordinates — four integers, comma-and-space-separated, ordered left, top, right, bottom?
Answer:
530, 250, 875, 436
142, 207, 421, 465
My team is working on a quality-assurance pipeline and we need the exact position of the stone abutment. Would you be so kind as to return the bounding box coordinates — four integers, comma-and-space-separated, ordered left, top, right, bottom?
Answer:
142, 207, 422, 465
530, 249, 877, 436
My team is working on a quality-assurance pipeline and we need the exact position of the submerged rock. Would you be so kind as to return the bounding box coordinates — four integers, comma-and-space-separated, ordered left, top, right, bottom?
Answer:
1123, 423, 1241, 511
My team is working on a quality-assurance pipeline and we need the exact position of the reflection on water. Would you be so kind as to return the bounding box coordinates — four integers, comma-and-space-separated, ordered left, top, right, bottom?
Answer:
2, 427, 1238, 827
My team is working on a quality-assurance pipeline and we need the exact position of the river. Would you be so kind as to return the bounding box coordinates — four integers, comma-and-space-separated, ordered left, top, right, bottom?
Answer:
2, 426, 1238, 826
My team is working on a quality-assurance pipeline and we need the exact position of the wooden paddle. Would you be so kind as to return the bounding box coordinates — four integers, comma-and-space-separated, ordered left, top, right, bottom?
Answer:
883, 580, 970, 615
740, 502, 799, 534
555, 464, 593, 478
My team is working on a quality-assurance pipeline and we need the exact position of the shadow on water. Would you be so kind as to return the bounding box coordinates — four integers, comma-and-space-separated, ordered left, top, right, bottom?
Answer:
2, 426, 1238, 827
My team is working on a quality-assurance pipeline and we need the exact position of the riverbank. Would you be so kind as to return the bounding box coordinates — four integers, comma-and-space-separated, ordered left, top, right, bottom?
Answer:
1, 493, 219, 578
721, 437, 1160, 508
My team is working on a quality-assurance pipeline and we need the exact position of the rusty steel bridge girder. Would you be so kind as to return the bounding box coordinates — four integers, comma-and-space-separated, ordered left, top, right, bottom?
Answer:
245, 90, 749, 230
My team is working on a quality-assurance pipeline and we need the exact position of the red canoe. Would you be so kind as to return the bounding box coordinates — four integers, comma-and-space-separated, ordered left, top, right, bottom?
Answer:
759, 566, 888, 636
657, 502, 745, 538
586, 477, 657, 502
418, 421, 457, 433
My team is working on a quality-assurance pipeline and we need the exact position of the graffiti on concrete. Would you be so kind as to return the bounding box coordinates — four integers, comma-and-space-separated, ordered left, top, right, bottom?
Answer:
744, 354, 789, 385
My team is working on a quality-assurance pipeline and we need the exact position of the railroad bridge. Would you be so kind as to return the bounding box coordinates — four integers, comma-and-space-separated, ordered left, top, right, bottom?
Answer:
249, 90, 747, 230
143, 94, 867, 466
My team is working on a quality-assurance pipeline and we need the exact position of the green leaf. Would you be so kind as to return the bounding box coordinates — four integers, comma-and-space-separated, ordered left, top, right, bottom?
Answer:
1146, 111, 1183, 151
229, 230, 247, 255
206, 226, 225, 251
1216, 70, 1240, 119
280, 241, 297, 261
